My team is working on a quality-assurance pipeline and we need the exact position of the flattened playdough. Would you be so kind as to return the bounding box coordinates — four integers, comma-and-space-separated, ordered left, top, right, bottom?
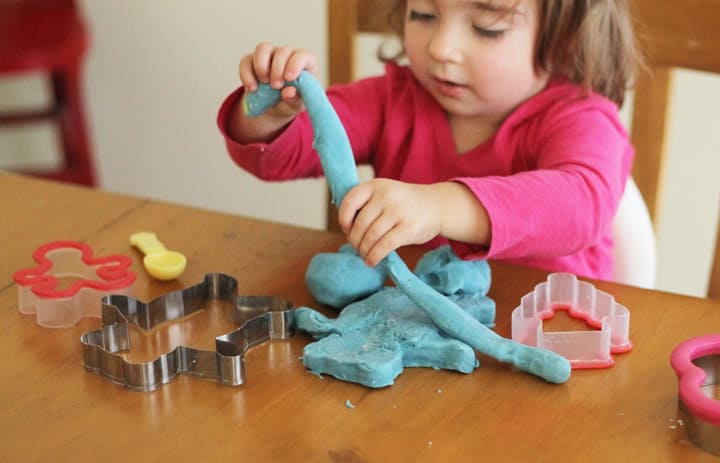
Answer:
245, 72, 571, 384
298, 246, 495, 387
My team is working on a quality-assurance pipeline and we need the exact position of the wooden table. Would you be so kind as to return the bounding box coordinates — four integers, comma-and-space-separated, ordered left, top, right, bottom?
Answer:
1, 172, 718, 462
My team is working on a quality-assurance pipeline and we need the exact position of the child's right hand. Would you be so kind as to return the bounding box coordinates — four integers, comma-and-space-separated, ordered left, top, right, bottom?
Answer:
228, 42, 318, 143
239, 42, 318, 121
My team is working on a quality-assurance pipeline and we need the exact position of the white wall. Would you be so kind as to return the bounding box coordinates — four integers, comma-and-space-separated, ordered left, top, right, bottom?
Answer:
1, 1, 719, 297
0, 0, 329, 229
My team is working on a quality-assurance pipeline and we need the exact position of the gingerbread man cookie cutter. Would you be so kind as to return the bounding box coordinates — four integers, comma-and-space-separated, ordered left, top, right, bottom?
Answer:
80, 273, 295, 391
671, 334, 720, 455
14, 241, 136, 328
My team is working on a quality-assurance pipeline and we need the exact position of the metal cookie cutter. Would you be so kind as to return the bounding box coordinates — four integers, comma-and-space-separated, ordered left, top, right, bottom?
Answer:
80, 273, 295, 391
14, 240, 136, 328
511, 273, 632, 369
671, 334, 720, 455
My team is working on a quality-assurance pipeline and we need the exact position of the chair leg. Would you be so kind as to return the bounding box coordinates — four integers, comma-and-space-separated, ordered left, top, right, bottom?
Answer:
50, 60, 96, 187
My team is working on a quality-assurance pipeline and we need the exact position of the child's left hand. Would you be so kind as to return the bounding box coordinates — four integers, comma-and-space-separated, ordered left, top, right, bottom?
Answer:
338, 179, 444, 267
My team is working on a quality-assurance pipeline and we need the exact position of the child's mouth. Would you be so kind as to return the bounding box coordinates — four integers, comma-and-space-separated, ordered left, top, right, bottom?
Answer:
442, 79, 460, 86
433, 77, 466, 96
435, 77, 462, 86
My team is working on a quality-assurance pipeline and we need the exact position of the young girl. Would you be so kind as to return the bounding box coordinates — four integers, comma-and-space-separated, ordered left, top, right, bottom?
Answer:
217, 0, 639, 281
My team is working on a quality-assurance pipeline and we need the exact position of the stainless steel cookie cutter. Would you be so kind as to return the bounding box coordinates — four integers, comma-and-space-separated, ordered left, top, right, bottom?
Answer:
80, 273, 295, 391
671, 334, 720, 455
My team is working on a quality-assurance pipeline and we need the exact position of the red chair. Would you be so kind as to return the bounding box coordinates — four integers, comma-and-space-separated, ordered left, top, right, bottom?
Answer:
0, 0, 96, 186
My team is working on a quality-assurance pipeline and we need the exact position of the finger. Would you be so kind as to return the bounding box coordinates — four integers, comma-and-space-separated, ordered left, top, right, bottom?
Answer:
357, 212, 396, 261
279, 88, 306, 115
347, 200, 383, 251
364, 226, 404, 267
338, 185, 372, 233
270, 46, 294, 88
253, 42, 276, 83
285, 49, 318, 81
280, 86, 299, 102
238, 55, 258, 92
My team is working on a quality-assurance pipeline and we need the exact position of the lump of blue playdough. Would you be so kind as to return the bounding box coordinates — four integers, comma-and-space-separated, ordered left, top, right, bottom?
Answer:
414, 245, 491, 296
297, 245, 496, 387
306, 244, 387, 309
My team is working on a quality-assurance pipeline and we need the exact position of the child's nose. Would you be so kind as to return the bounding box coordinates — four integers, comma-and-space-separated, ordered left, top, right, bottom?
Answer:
427, 27, 462, 63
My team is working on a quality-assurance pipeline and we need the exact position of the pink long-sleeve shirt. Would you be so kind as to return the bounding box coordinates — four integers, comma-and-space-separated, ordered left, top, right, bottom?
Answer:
217, 63, 633, 280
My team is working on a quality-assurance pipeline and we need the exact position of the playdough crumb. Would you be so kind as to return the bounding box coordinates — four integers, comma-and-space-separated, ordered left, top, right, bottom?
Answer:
345, 400, 355, 409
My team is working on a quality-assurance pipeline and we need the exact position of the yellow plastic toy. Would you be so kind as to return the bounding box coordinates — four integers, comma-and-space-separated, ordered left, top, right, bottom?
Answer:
129, 232, 187, 281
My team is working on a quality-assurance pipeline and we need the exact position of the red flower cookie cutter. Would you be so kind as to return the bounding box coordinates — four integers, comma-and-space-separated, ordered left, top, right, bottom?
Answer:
14, 241, 136, 328
670, 334, 720, 455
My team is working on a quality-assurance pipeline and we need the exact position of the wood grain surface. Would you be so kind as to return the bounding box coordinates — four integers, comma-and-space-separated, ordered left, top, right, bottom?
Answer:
1, 172, 718, 462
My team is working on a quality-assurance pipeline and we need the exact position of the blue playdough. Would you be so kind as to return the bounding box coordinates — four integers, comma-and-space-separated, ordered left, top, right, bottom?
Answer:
298, 246, 495, 387
245, 71, 571, 384
306, 244, 387, 308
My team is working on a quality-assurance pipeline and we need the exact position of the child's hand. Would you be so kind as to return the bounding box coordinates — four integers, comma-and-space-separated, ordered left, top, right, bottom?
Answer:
228, 42, 318, 143
338, 180, 493, 266
338, 179, 445, 267
239, 42, 318, 120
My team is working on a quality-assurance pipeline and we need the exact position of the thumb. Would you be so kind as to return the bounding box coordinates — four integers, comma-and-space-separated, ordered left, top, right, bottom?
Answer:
281, 87, 306, 113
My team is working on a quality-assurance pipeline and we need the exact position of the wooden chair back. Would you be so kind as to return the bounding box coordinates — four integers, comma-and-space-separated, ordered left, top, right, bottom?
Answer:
326, 0, 720, 298
326, 0, 395, 231
630, 0, 720, 298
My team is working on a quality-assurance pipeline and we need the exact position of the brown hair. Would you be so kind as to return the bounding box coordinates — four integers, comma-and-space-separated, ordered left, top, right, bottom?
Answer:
381, 0, 640, 106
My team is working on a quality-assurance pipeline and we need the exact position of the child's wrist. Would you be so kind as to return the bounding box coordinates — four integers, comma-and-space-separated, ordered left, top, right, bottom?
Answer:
228, 97, 293, 144
434, 182, 491, 246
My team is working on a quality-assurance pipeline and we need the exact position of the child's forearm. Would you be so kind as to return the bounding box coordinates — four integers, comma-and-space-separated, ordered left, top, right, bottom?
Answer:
434, 182, 492, 246
226, 96, 294, 144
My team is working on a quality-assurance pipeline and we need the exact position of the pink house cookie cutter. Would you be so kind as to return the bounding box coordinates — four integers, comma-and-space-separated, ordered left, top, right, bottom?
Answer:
670, 334, 720, 455
13, 241, 136, 328
511, 273, 632, 369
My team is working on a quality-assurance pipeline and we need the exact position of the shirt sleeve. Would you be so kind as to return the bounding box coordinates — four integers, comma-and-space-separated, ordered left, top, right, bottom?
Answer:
449, 100, 633, 262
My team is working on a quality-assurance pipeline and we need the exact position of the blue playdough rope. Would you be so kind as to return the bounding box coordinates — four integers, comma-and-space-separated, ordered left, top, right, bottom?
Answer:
245, 71, 571, 384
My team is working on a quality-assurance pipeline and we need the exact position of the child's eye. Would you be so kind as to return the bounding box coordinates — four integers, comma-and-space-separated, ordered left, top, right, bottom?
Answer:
472, 26, 506, 39
409, 9, 436, 22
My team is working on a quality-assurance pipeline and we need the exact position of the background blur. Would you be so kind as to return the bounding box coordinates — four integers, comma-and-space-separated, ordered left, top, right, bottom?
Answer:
1, 0, 718, 297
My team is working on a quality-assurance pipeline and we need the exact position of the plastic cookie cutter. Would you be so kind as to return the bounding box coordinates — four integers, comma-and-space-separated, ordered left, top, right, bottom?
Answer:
129, 231, 187, 280
670, 334, 720, 455
80, 273, 295, 391
13, 240, 136, 328
511, 273, 632, 369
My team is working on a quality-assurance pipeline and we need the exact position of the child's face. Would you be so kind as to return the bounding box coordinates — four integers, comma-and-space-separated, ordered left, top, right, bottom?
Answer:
403, 0, 548, 125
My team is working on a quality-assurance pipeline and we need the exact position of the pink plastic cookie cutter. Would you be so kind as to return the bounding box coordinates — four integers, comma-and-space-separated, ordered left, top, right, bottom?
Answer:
670, 334, 720, 455
511, 273, 632, 369
13, 240, 136, 328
